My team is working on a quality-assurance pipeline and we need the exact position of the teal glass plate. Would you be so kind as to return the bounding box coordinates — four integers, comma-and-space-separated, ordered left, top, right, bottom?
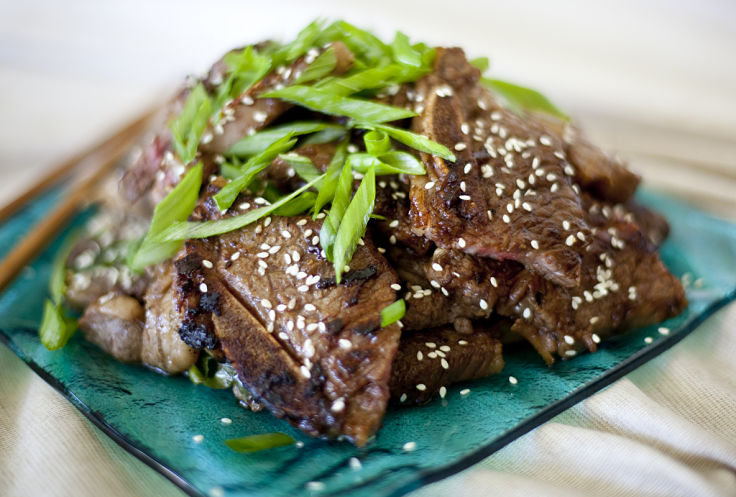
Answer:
1, 188, 735, 497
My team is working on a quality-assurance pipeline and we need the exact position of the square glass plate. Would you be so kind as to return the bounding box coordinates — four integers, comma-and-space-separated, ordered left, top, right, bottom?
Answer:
1, 188, 735, 497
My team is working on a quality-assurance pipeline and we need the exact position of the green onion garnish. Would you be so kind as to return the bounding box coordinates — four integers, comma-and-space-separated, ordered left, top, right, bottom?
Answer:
363, 129, 391, 155
481, 78, 569, 121
390, 31, 422, 68
169, 84, 212, 164
380, 299, 406, 327
277, 153, 323, 183
469, 56, 490, 73
332, 165, 376, 283
214, 134, 297, 211
357, 123, 455, 161
129, 163, 203, 271
292, 46, 337, 85
228, 121, 342, 157
215, 46, 271, 111
320, 155, 355, 261
157, 175, 322, 241
348, 151, 425, 176
313, 138, 348, 216
225, 432, 296, 453
261, 85, 416, 123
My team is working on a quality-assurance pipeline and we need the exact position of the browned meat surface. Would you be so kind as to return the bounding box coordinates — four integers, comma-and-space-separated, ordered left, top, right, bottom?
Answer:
409, 48, 592, 287
373, 176, 433, 255
170, 187, 401, 445
530, 112, 640, 203
389, 325, 504, 404
79, 293, 144, 363
266, 142, 337, 192
141, 262, 199, 374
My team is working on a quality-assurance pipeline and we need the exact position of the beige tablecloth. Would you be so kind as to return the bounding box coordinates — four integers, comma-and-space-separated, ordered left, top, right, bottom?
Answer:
2, 1, 735, 496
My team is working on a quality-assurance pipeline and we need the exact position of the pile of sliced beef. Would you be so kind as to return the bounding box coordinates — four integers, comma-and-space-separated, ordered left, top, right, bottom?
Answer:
70, 44, 686, 446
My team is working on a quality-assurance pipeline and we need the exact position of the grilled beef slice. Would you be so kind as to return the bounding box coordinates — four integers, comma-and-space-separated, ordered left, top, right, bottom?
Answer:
409, 47, 592, 287
389, 324, 504, 404
172, 187, 401, 445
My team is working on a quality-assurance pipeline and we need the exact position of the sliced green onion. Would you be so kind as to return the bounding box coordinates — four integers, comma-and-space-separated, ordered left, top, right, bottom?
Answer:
228, 121, 342, 157
292, 46, 337, 85
169, 84, 212, 164
300, 125, 347, 146
157, 175, 322, 241
225, 432, 296, 453
270, 19, 325, 66
216, 46, 271, 110
469, 57, 490, 73
391, 31, 422, 68
313, 138, 348, 215
214, 134, 297, 211
481, 78, 569, 121
380, 299, 405, 327
356, 123, 455, 161
316, 64, 415, 96
272, 191, 317, 216
277, 153, 322, 182
332, 165, 376, 283
129, 163, 203, 271
220, 161, 242, 180
347, 152, 424, 176
363, 129, 390, 155
39, 300, 76, 351
188, 359, 236, 389
261, 85, 416, 123
320, 157, 354, 261
319, 20, 390, 65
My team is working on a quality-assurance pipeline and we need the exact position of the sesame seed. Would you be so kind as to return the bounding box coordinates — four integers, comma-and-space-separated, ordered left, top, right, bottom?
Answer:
479, 299, 488, 310
298, 285, 309, 292
199, 283, 208, 293
399, 393, 407, 402
331, 398, 345, 413
460, 388, 470, 396
564, 335, 575, 345
349, 457, 362, 471
522, 308, 531, 319
296, 219, 307, 226
192, 434, 204, 443
539, 135, 552, 146
425, 342, 436, 349
300, 365, 311, 378
304, 303, 316, 311
563, 220, 571, 230
202, 259, 213, 269
644, 336, 653, 344
403, 441, 417, 452
458, 238, 466, 248
502, 214, 511, 223
261, 299, 272, 309
509, 376, 518, 385
389, 220, 399, 228
490, 277, 498, 287
220, 417, 232, 425
439, 386, 447, 398
458, 339, 468, 345
564, 350, 577, 357
230, 252, 240, 261
590, 316, 600, 324
592, 333, 601, 343
454, 142, 467, 151
658, 327, 670, 336
424, 182, 435, 190
417, 351, 423, 361
338, 338, 352, 350
531, 240, 540, 249
416, 383, 427, 391
441, 287, 449, 296
306, 482, 325, 491
565, 235, 576, 246
459, 194, 471, 201
440, 358, 449, 369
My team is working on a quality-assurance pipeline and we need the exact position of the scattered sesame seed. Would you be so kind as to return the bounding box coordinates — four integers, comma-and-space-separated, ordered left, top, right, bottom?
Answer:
479, 299, 488, 310
192, 434, 204, 443
424, 181, 435, 190
565, 235, 576, 246
441, 358, 449, 369
403, 441, 417, 452
454, 142, 467, 151
539, 135, 552, 146
220, 417, 232, 425
458, 238, 466, 248
349, 457, 362, 471
458, 340, 468, 345
564, 350, 577, 357
261, 299, 272, 309
300, 365, 311, 379
490, 277, 498, 287
306, 481, 325, 491
416, 383, 427, 391
460, 388, 470, 396
658, 327, 670, 336
417, 351, 423, 361
331, 398, 345, 413
522, 307, 531, 319
199, 283, 208, 293
209, 486, 225, 497
509, 376, 518, 385
439, 386, 447, 398
644, 336, 653, 344
202, 259, 213, 269
296, 219, 308, 226
502, 214, 511, 223
531, 240, 540, 249
592, 333, 601, 344
338, 338, 352, 350
590, 316, 600, 324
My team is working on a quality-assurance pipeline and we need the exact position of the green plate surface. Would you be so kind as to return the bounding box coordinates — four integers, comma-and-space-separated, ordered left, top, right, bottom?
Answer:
1, 188, 734, 497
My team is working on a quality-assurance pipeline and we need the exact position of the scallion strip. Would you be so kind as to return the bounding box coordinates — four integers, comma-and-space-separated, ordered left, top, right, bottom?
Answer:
214, 134, 297, 211
157, 175, 323, 241
348, 151, 425, 176
332, 166, 376, 283
313, 138, 348, 215
356, 123, 455, 161
380, 299, 406, 327
169, 84, 212, 164
228, 121, 342, 157
261, 85, 416, 123
225, 432, 296, 453
390, 31, 422, 68
292, 46, 337, 85
277, 153, 322, 182
363, 129, 390, 155
129, 163, 203, 271
481, 78, 569, 121
320, 157, 354, 261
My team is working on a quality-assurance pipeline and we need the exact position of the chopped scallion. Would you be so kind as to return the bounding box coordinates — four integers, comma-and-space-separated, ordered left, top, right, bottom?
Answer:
380, 299, 406, 327
225, 432, 296, 453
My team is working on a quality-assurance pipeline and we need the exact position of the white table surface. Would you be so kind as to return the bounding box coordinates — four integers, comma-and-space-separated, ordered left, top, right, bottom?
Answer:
1, 1, 735, 496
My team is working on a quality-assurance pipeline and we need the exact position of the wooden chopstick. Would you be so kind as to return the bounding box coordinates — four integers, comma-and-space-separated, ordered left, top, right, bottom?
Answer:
0, 106, 158, 292
0, 105, 159, 224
